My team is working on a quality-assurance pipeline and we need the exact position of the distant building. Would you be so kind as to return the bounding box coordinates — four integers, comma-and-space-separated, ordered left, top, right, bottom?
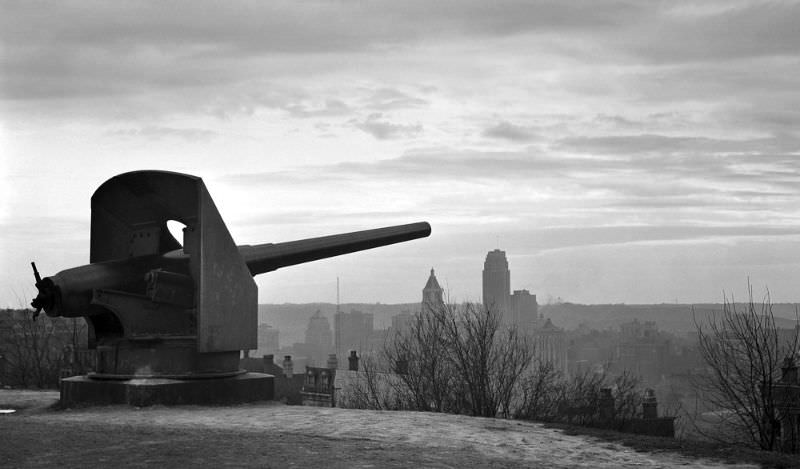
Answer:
566, 326, 617, 376
616, 319, 671, 385
510, 289, 539, 331
388, 269, 445, 340
304, 310, 333, 366
770, 357, 800, 453
533, 318, 569, 376
481, 250, 538, 330
252, 323, 279, 358
335, 309, 374, 361
422, 268, 445, 314
620, 318, 658, 341
483, 249, 510, 316
390, 309, 413, 336
480, 250, 563, 373
301, 365, 337, 407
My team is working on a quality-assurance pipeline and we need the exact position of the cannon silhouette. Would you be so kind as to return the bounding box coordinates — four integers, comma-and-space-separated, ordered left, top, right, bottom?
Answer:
32, 170, 430, 405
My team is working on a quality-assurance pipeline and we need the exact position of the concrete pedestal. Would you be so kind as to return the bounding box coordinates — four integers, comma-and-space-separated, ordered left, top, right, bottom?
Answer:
60, 372, 274, 407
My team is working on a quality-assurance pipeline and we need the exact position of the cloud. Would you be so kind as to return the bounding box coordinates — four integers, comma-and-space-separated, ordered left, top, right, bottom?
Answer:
217, 141, 800, 236
107, 126, 217, 141
284, 99, 352, 118
557, 134, 800, 159
625, 1, 800, 63
353, 113, 422, 140
13, 1, 789, 105
220, 143, 800, 190
0, 216, 88, 241
0, 1, 633, 102
361, 88, 429, 110
483, 121, 538, 142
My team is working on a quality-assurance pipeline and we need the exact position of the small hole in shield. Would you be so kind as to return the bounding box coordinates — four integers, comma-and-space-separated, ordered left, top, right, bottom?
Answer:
166, 220, 187, 247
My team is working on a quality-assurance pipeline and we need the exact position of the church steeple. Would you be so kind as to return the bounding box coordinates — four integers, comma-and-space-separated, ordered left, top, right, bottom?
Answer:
422, 268, 444, 313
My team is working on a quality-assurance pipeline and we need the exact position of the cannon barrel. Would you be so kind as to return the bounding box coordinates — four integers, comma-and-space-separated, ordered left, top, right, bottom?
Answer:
33, 222, 431, 318
239, 222, 431, 276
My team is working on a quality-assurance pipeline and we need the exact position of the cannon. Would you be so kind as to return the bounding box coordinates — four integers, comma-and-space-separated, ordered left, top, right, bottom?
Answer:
32, 170, 430, 405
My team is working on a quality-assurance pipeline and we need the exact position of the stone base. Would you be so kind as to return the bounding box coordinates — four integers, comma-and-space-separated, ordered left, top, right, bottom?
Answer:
60, 372, 274, 407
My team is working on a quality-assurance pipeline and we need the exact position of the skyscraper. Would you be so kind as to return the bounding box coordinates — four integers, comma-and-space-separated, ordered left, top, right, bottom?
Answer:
482, 249, 538, 330
483, 249, 510, 315
304, 310, 333, 366
481, 249, 558, 373
334, 309, 374, 360
509, 289, 538, 330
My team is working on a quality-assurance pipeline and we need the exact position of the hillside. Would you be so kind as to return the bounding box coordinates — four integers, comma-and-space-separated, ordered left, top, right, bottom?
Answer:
542, 303, 799, 336
0, 390, 772, 468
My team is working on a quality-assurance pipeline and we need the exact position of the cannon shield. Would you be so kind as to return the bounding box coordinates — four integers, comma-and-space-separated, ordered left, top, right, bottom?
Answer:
91, 170, 257, 352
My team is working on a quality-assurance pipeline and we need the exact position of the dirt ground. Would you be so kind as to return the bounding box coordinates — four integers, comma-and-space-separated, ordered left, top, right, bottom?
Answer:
0, 390, 772, 468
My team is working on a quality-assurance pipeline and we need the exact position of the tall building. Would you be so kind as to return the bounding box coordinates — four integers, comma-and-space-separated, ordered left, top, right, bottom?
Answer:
510, 289, 539, 331
422, 268, 444, 314
390, 309, 413, 334
334, 309, 374, 360
481, 249, 564, 373
304, 310, 333, 366
482, 250, 538, 329
533, 318, 568, 376
616, 319, 671, 385
483, 249, 510, 315
253, 323, 280, 358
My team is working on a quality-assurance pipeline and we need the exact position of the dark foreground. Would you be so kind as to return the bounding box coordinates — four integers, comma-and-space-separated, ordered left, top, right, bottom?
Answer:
0, 390, 788, 468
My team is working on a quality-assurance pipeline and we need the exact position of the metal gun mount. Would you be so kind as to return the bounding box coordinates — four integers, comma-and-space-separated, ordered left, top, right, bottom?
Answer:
30, 170, 429, 401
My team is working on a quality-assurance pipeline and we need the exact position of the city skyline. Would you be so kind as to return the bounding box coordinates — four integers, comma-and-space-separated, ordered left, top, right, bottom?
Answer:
4, 2, 800, 306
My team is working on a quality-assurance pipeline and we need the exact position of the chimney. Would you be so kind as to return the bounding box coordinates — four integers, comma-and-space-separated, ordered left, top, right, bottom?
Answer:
282, 355, 293, 377
642, 388, 658, 419
348, 350, 359, 371
599, 387, 614, 421
781, 356, 798, 384
395, 356, 409, 375
327, 353, 338, 370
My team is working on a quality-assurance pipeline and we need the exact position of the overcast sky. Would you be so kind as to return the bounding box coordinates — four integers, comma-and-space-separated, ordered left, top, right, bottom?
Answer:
3, 0, 800, 307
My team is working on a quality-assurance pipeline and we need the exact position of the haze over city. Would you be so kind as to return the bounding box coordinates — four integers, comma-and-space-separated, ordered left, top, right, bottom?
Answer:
3, 1, 800, 306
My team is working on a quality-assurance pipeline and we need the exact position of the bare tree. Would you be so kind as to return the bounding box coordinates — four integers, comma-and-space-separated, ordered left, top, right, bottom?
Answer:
492, 323, 536, 418
434, 302, 535, 417
516, 364, 648, 430
515, 359, 562, 421
556, 369, 608, 426
694, 286, 799, 451
0, 307, 90, 388
384, 306, 455, 412
611, 371, 643, 431
337, 354, 410, 410
0, 309, 67, 388
359, 302, 535, 418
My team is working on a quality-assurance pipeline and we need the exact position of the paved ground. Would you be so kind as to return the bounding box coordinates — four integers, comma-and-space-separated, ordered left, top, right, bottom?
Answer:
0, 390, 762, 468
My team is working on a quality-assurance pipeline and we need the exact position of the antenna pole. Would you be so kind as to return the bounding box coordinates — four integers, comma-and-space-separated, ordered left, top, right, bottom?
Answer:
335, 277, 341, 363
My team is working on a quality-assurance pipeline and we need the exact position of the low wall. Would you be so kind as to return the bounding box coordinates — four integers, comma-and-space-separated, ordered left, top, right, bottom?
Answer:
620, 417, 676, 438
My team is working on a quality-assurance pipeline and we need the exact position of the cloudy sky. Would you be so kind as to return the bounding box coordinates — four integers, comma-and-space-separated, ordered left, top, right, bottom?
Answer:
3, 0, 800, 307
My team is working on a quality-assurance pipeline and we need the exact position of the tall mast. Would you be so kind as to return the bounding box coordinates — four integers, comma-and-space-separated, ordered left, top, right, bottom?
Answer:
335, 277, 341, 362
